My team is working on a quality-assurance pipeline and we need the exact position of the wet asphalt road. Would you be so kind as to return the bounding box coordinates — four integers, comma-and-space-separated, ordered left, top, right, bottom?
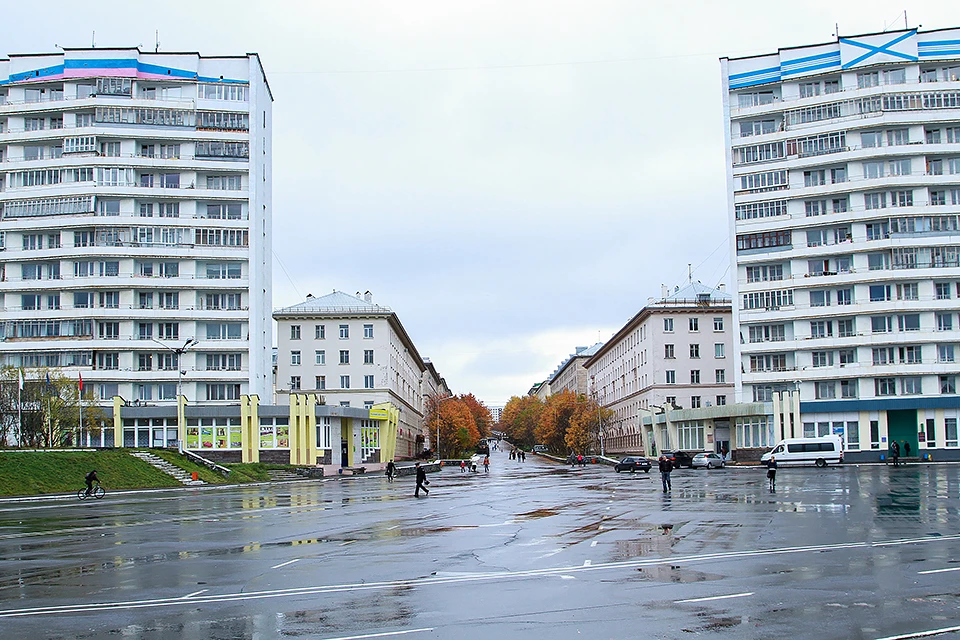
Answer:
2, 451, 960, 640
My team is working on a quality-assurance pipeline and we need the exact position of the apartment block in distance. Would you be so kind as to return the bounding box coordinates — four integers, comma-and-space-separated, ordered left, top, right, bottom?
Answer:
584, 281, 734, 455
722, 26, 960, 461
273, 291, 428, 460
0, 48, 272, 428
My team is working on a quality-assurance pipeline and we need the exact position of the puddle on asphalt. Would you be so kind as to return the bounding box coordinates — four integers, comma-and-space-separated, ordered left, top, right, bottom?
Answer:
517, 508, 558, 519
685, 614, 744, 632
636, 564, 723, 583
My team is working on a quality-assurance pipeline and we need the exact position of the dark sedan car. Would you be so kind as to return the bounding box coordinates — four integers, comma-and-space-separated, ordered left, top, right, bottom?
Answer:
614, 456, 652, 473
661, 450, 696, 468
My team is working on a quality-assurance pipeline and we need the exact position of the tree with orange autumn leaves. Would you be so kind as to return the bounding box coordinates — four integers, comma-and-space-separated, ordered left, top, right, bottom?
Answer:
502, 391, 612, 455
423, 393, 493, 458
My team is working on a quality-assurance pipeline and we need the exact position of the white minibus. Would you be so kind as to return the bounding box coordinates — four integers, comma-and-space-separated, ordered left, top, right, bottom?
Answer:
760, 435, 843, 467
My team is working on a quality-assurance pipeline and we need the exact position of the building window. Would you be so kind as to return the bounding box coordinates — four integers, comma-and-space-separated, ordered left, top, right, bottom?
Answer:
290, 325, 301, 340
875, 377, 897, 396
812, 351, 833, 367
815, 381, 836, 399
206, 384, 241, 401
810, 321, 833, 338
690, 344, 700, 359
936, 283, 952, 300
316, 350, 326, 365
901, 377, 922, 395
713, 317, 724, 331
690, 396, 701, 409
666, 370, 676, 384
841, 380, 858, 398
316, 324, 325, 339
946, 418, 958, 447
339, 324, 349, 339
316, 376, 326, 390
364, 375, 375, 389
689, 318, 699, 332
663, 318, 674, 332
690, 370, 700, 384
716, 395, 726, 406
363, 324, 374, 338
340, 375, 350, 389
941, 375, 956, 395
339, 350, 350, 365
716, 369, 726, 384
871, 316, 893, 333
898, 314, 921, 332
937, 313, 954, 331
291, 351, 301, 366
665, 344, 675, 359
364, 349, 374, 364
290, 376, 301, 391
714, 343, 725, 358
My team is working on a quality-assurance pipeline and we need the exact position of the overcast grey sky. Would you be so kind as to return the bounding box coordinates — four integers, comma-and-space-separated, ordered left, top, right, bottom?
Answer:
5, 1, 960, 406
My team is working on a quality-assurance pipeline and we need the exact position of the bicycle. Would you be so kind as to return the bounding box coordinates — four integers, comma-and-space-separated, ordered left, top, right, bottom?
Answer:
77, 482, 105, 500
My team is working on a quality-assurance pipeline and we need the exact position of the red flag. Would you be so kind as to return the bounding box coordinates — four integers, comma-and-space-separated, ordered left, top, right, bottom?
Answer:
78, 372, 83, 392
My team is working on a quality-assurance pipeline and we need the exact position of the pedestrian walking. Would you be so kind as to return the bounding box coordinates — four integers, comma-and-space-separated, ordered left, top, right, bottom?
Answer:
577, 453, 584, 468
520, 450, 525, 462
414, 462, 430, 497
460, 460, 466, 473
483, 455, 489, 473
385, 460, 396, 483
903, 440, 912, 459
766, 456, 777, 490
890, 440, 900, 467
658, 455, 673, 492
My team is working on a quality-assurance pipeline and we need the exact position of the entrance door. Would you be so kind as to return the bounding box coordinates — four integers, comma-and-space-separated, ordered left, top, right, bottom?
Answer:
341, 439, 349, 467
887, 410, 919, 458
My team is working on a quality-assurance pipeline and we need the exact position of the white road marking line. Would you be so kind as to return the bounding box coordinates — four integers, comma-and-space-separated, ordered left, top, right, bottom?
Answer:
917, 566, 960, 575
4, 533, 958, 619
874, 624, 960, 640
271, 559, 300, 569
339, 540, 356, 547
582, 560, 592, 567
386, 525, 400, 531
182, 589, 208, 599
590, 540, 598, 547
676, 592, 753, 604
322, 627, 434, 640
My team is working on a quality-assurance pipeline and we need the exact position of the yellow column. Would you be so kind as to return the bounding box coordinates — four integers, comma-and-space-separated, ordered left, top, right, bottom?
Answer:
342, 418, 352, 467
241, 394, 261, 463
305, 394, 318, 466
112, 395, 123, 447
372, 403, 400, 462
288, 393, 301, 465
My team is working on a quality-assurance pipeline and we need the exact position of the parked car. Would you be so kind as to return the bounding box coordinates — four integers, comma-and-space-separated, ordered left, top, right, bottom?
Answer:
661, 450, 696, 468
533, 444, 548, 453
691, 452, 725, 469
614, 456, 652, 473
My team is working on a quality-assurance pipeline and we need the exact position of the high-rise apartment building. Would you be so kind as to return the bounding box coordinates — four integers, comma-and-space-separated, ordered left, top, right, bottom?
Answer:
0, 48, 273, 408
722, 27, 960, 457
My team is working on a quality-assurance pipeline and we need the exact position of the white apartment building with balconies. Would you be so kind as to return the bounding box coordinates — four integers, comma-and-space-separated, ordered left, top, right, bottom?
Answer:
722, 26, 960, 460
584, 281, 734, 455
0, 48, 272, 418
273, 291, 428, 460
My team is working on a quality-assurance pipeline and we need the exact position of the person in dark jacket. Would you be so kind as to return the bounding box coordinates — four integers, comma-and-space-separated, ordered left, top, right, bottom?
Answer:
414, 462, 430, 497
84, 470, 99, 496
890, 440, 900, 467
385, 461, 396, 483
658, 456, 673, 492
766, 456, 777, 490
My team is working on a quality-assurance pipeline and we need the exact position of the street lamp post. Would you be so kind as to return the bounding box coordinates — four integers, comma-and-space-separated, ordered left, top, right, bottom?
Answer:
151, 338, 199, 400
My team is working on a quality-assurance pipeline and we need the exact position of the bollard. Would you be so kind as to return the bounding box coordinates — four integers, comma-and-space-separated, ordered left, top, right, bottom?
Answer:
191, 471, 198, 481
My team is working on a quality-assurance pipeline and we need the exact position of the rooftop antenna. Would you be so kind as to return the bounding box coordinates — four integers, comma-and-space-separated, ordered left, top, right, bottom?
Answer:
92, 30, 96, 48
833, 23, 840, 40
688, 263, 693, 283
155, 30, 160, 53
904, 10, 908, 30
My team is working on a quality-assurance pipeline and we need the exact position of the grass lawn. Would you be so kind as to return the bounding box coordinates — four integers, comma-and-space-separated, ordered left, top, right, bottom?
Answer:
0, 450, 182, 496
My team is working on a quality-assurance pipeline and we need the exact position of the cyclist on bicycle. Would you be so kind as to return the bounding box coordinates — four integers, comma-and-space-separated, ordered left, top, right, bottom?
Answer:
84, 470, 99, 496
